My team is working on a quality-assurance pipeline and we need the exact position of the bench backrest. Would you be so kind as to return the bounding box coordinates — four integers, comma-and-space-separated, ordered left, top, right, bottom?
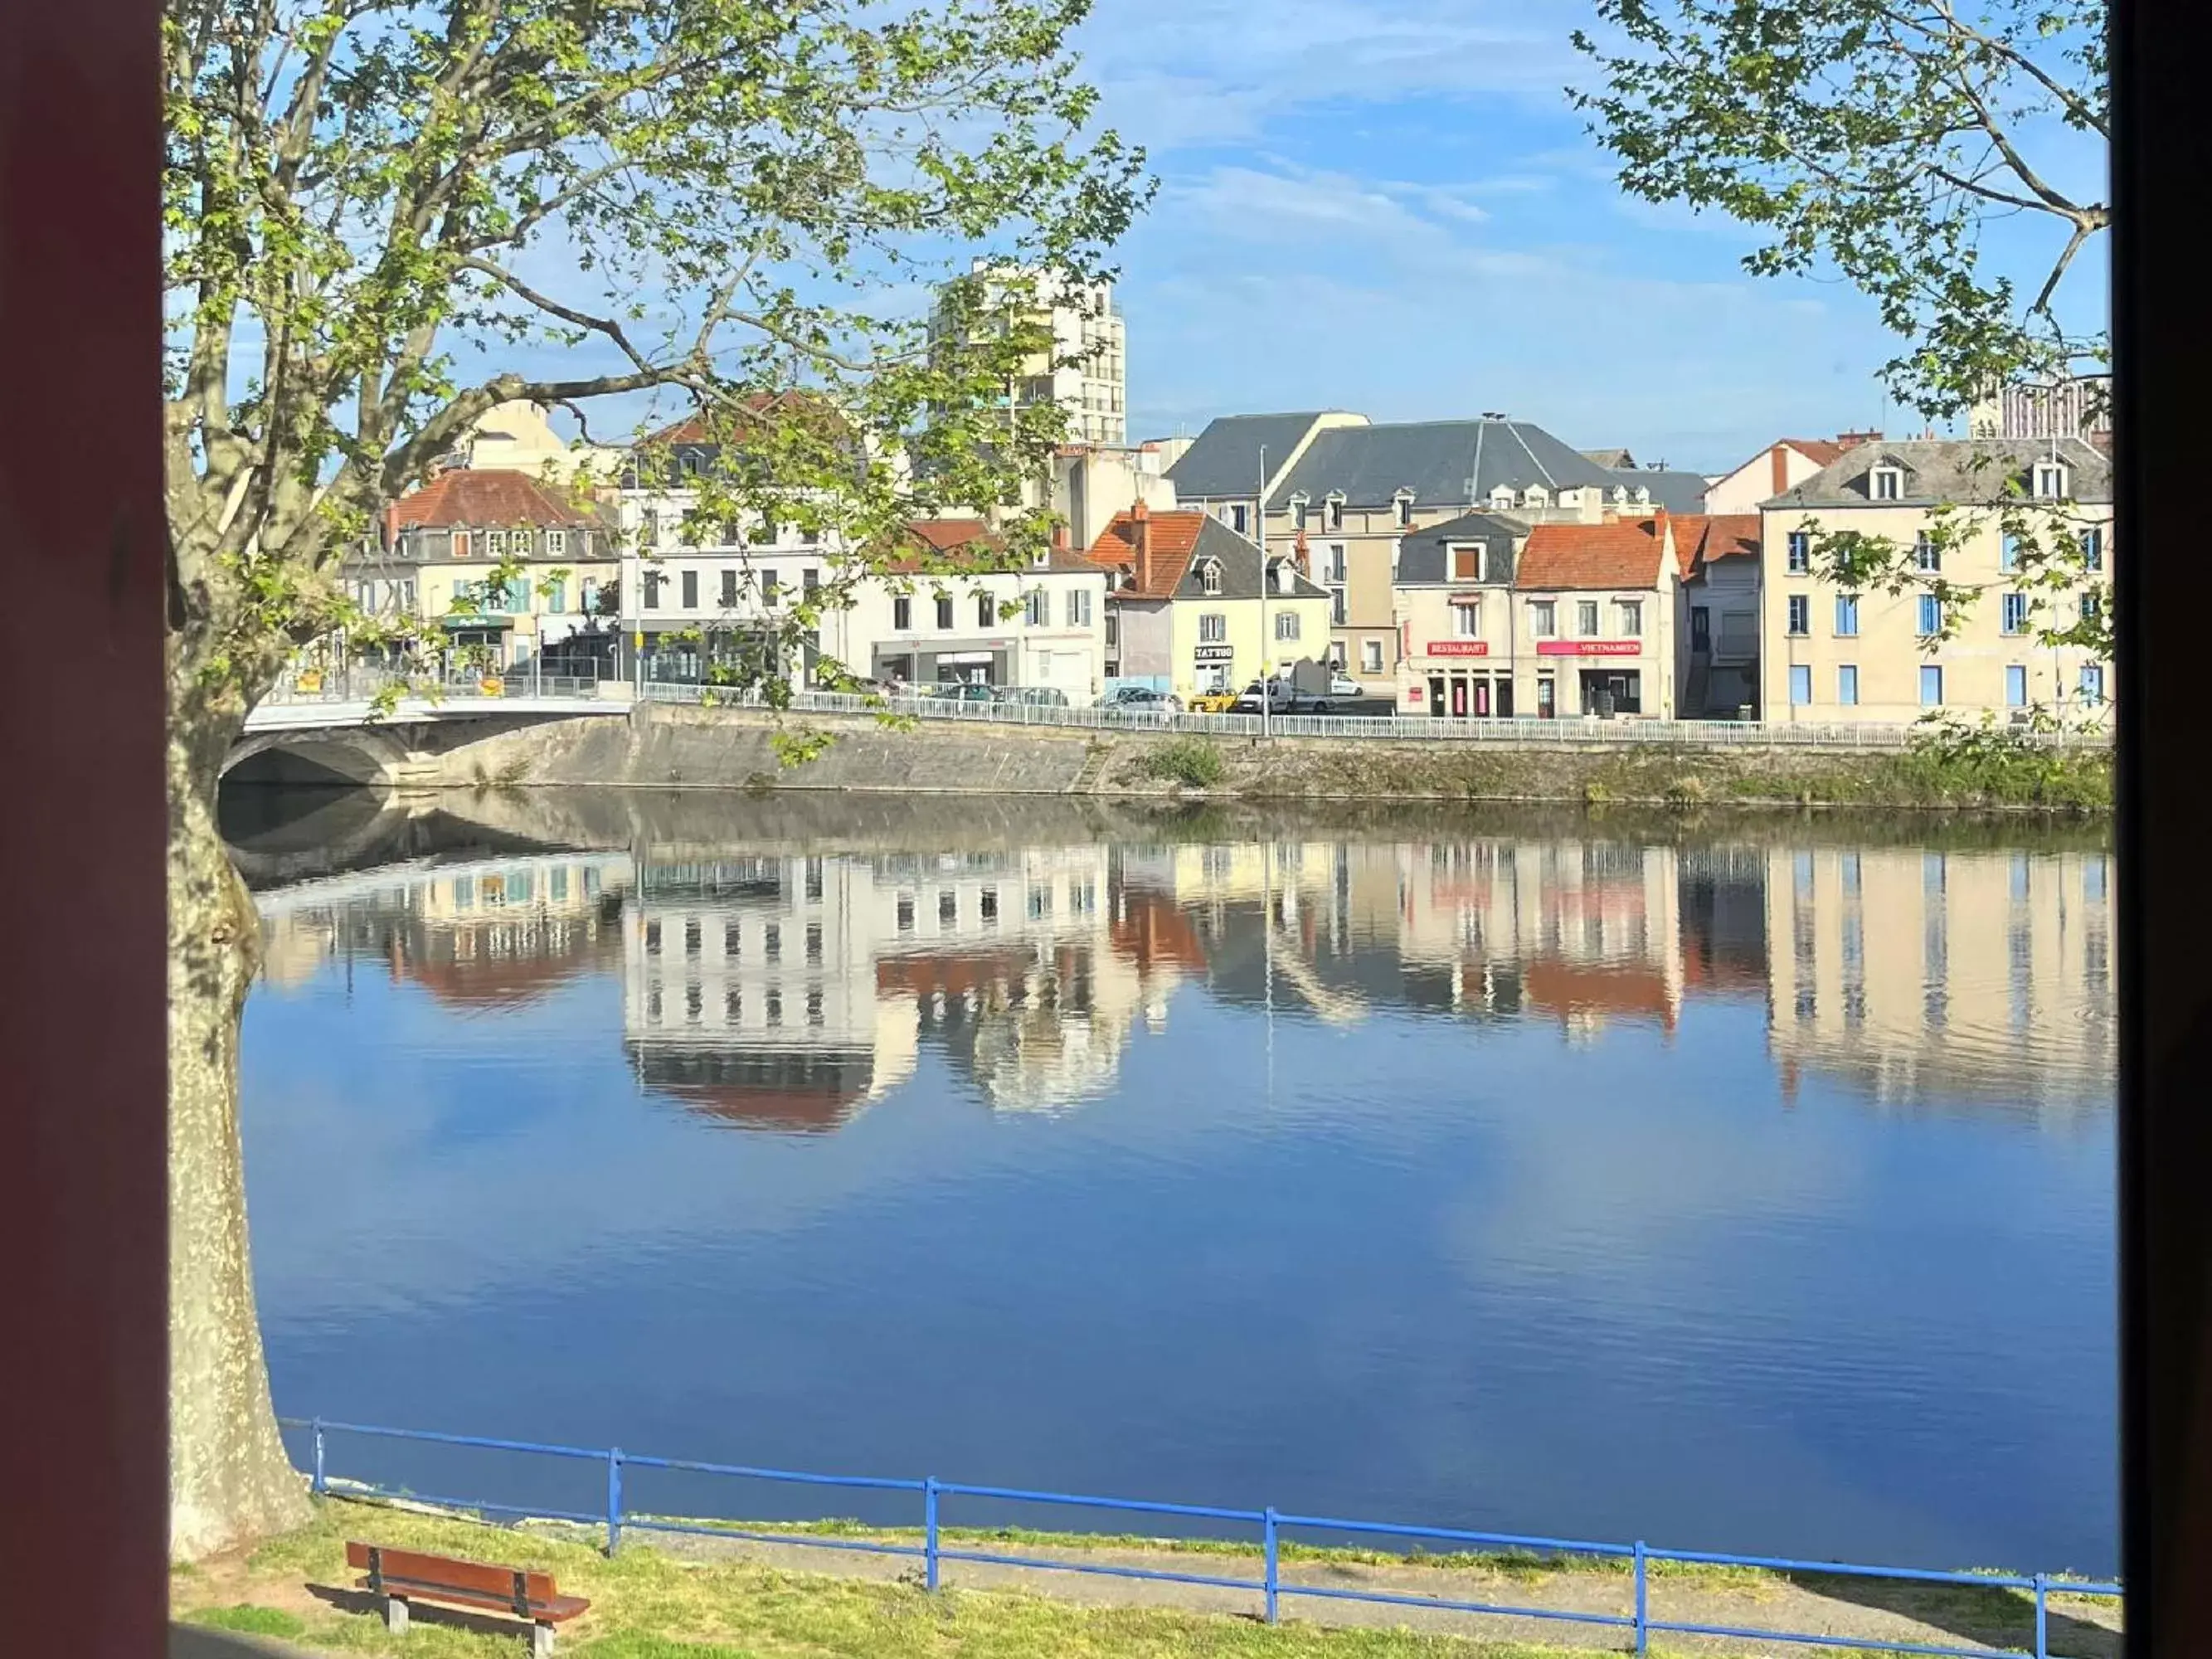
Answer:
343, 1540, 558, 1611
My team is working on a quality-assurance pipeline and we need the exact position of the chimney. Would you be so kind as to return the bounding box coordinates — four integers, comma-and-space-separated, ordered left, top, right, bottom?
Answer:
1835, 429, 1883, 451
1052, 522, 1070, 552
1129, 498, 1153, 590
1293, 527, 1310, 574
1770, 444, 1788, 496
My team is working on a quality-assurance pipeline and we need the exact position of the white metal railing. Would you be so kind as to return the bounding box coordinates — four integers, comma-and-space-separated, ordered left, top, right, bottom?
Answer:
642, 681, 2112, 750
260, 666, 605, 707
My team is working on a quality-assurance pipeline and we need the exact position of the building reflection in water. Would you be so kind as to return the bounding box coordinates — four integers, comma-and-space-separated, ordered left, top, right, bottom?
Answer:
1761, 844, 2114, 1117
253, 829, 2114, 1127
258, 852, 634, 1006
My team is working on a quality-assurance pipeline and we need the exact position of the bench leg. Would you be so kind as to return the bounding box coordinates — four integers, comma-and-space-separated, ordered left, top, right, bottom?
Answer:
530, 1621, 557, 1658
382, 1595, 409, 1635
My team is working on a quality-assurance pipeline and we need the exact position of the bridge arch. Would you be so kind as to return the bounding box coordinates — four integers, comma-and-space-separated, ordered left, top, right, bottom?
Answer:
222, 727, 416, 786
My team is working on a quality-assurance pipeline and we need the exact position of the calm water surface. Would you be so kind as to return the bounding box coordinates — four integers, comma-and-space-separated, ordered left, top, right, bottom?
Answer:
231, 787, 2117, 1574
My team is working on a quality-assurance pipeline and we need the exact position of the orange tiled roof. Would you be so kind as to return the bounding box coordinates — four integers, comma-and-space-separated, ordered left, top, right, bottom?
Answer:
1515, 516, 1675, 591
1694, 513, 1762, 567
390, 469, 600, 530
1784, 438, 1847, 467
1084, 509, 1207, 597
1660, 513, 1759, 579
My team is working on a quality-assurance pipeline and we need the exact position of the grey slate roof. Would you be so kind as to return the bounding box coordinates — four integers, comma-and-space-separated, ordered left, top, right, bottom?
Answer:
1582, 448, 1636, 469
1171, 515, 1331, 601
1274, 418, 1622, 510
1395, 512, 1527, 586
1165, 413, 1344, 500
1636, 469, 1711, 513
1771, 436, 2112, 508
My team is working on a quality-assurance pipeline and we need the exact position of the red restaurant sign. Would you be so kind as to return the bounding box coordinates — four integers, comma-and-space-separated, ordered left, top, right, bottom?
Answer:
1425, 640, 1490, 657
1537, 640, 1641, 657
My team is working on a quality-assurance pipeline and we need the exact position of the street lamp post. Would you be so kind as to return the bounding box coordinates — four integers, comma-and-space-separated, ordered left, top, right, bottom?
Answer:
1257, 446, 1270, 737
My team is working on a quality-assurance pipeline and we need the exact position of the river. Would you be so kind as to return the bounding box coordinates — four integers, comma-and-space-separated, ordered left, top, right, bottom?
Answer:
228, 786, 2117, 1575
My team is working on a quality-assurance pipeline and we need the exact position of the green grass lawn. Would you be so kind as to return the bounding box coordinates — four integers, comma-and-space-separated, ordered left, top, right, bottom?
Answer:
176, 1499, 1581, 1658
176, 1496, 2093, 1659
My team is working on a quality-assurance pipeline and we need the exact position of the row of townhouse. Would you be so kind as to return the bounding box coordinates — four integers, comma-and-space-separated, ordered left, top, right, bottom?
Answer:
1162, 410, 2114, 723
341, 401, 1336, 703
343, 394, 2112, 724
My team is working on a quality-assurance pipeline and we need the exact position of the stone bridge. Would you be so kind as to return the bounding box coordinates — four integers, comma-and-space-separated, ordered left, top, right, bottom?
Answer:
227, 690, 626, 787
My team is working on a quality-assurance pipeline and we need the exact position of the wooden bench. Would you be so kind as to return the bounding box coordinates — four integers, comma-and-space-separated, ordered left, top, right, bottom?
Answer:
345, 1540, 589, 1657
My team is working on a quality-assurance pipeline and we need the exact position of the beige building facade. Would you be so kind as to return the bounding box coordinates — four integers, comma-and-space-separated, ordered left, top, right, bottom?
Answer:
1392, 510, 1696, 720
941, 261, 1129, 445
1702, 435, 1867, 516
1087, 505, 1334, 698
1169, 412, 1708, 685
346, 467, 621, 672
1759, 439, 2112, 723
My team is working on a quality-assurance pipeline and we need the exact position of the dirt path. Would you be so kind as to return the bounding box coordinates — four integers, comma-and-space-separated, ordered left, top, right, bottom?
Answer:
581, 1521, 2122, 1657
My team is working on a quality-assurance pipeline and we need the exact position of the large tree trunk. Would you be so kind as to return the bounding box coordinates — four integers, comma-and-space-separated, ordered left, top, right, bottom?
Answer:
167, 651, 311, 1561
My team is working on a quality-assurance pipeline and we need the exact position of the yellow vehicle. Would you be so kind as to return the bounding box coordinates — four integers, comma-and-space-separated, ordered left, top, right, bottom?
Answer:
1186, 689, 1240, 714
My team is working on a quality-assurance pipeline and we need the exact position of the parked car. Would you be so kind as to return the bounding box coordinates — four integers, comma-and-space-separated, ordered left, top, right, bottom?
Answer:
995, 685, 1071, 708
1186, 688, 1241, 713
1101, 685, 1182, 718
1329, 672, 1364, 698
1230, 679, 1333, 715
926, 681, 1000, 704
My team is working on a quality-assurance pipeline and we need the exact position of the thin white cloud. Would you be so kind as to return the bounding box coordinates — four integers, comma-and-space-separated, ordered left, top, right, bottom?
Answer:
1077, 0, 1590, 150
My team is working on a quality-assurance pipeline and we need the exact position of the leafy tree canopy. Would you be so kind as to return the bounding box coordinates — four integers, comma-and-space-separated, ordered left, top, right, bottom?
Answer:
1574, 0, 2112, 684
165, 0, 1150, 725
1573, 0, 2107, 421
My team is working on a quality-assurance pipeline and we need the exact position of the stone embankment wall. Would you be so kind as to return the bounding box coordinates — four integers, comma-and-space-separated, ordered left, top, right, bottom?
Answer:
430, 702, 2107, 811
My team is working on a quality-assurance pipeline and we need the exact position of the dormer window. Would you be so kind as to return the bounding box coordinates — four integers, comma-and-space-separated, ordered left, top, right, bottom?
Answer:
1631, 485, 1650, 506
1290, 493, 1310, 531
1325, 493, 1344, 531
1271, 559, 1295, 595
1524, 486, 1549, 512
1870, 465, 1904, 501
451, 530, 471, 558
2034, 461, 2069, 499
680, 452, 702, 478
547, 529, 566, 557
1451, 542, 1485, 581
1200, 559, 1222, 595
1393, 489, 1415, 528
1490, 485, 1515, 511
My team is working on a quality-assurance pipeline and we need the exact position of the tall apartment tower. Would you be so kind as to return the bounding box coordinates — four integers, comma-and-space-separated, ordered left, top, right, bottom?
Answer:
939, 260, 1127, 445
1968, 373, 2112, 442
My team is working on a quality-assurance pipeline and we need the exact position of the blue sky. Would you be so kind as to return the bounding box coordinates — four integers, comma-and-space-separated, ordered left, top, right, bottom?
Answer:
504, 0, 2106, 479
1069, 0, 2038, 473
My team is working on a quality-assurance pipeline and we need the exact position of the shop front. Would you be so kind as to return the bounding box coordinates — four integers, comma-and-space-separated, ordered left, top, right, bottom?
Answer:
873, 638, 1014, 688
442, 613, 516, 668
1407, 640, 1512, 718
1192, 640, 1237, 693
1536, 639, 1646, 716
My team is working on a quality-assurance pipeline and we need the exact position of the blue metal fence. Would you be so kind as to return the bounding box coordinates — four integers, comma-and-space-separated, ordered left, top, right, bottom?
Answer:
280, 1416, 2120, 1659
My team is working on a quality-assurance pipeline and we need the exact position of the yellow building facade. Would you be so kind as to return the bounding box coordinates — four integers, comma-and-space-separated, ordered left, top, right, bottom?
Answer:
1759, 439, 2112, 723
